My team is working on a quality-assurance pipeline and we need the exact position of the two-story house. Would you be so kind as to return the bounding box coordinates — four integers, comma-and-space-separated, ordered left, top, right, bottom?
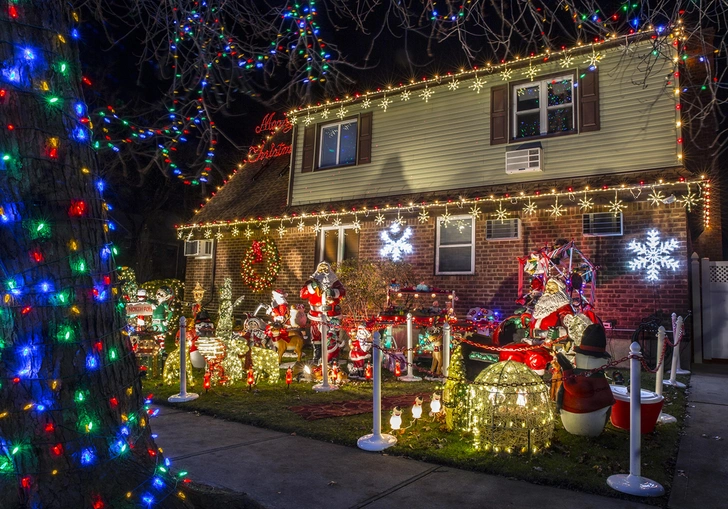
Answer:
179, 33, 719, 355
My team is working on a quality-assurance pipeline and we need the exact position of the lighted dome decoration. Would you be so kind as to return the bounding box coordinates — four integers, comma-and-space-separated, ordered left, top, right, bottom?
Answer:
466, 360, 554, 454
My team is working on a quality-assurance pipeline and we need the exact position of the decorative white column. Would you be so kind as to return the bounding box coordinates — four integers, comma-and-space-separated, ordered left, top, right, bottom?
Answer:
399, 313, 421, 382
607, 342, 664, 497
169, 316, 199, 403
655, 327, 676, 425
313, 313, 337, 392
358, 332, 397, 452
442, 322, 451, 378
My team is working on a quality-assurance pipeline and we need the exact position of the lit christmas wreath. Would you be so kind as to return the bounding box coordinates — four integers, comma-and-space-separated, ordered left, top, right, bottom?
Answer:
241, 239, 281, 292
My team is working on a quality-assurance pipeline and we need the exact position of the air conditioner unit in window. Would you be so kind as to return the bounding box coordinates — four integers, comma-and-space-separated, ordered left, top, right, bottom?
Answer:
184, 239, 214, 258
505, 148, 542, 174
583, 212, 623, 237
486, 218, 521, 241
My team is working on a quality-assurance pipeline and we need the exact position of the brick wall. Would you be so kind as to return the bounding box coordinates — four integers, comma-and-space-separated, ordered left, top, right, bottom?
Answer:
185, 201, 697, 336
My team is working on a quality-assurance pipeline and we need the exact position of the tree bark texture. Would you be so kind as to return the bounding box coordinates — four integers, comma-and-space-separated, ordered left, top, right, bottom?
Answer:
0, 2, 190, 507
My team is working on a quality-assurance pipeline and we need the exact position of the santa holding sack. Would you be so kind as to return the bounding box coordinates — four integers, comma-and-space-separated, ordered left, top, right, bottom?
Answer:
348, 324, 372, 376
556, 323, 615, 436
267, 288, 290, 325
526, 278, 574, 339
300, 262, 346, 363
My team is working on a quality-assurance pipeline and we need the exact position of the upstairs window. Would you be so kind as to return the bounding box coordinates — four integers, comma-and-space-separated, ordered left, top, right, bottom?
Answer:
319, 119, 358, 169
513, 75, 574, 139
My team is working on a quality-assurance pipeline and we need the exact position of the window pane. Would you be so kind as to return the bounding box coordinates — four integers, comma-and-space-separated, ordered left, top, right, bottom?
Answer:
320, 125, 339, 168
516, 86, 539, 111
439, 246, 472, 273
339, 121, 358, 165
547, 79, 573, 106
515, 112, 540, 138
342, 229, 360, 260
439, 219, 472, 245
547, 106, 574, 133
322, 230, 339, 263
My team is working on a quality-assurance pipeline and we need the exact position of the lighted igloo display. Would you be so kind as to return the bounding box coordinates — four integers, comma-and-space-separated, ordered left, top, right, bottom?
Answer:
466, 360, 555, 454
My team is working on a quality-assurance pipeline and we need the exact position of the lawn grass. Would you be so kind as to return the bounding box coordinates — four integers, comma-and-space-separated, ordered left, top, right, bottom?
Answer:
145, 363, 689, 506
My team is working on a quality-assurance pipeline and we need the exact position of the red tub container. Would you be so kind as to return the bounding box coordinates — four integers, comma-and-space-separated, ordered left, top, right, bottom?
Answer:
610, 385, 664, 434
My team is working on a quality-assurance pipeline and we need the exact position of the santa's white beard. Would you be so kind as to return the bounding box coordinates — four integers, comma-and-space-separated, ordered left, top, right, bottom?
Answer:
533, 291, 570, 319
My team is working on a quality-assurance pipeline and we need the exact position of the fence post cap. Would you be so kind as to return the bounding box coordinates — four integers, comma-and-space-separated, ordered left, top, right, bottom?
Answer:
630, 341, 641, 355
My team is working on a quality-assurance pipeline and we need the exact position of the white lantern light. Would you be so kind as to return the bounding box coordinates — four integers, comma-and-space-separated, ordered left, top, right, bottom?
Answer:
430, 392, 442, 414
390, 407, 402, 430
411, 396, 423, 420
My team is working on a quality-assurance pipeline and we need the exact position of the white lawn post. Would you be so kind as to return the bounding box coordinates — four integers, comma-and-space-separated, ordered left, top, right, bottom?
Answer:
168, 316, 199, 403
358, 332, 397, 451
607, 342, 664, 497
399, 313, 421, 382
313, 313, 337, 392
670, 315, 691, 376
442, 322, 451, 378
664, 315, 686, 389
655, 327, 676, 425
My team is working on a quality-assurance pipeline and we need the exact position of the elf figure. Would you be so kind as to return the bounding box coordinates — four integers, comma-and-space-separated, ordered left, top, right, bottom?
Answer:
151, 286, 174, 333
192, 282, 205, 319
300, 262, 346, 363
267, 288, 290, 325
348, 324, 372, 376
556, 324, 615, 436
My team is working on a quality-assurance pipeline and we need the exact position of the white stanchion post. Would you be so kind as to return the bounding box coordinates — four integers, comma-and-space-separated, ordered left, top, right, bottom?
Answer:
168, 316, 199, 403
670, 315, 691, 376
655, 327, 676, 425
358, 332, 397, 451
664, 316, 686, 389
399, 313, 421, 382
607, 342, 664, 497
442, 322, 451, 378
313, 314, 337, 392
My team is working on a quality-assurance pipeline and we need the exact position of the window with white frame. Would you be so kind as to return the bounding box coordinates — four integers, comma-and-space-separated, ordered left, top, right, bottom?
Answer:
436, 215, 475, 275
316, 225, 360, 265
318, 118, 358, 169
513, 75, 574, 139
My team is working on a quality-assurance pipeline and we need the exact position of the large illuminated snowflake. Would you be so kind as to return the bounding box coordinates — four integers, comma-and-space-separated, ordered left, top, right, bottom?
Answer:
627, 229, 679, 281
380, 222, 413, 261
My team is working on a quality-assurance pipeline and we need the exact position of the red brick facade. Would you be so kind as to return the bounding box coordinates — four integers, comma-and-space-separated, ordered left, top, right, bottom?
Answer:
186, 200, 693, 339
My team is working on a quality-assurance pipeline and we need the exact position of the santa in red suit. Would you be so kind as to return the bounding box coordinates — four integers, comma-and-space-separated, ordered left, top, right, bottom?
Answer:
300, 262, 346, 363
267, 289, 290, 325
526, 278, 574, 339
348, 325, 372, 376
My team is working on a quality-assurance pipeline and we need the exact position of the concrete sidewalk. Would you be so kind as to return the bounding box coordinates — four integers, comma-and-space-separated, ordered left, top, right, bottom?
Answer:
151, 409, 650, 509
668, 363, 728, 509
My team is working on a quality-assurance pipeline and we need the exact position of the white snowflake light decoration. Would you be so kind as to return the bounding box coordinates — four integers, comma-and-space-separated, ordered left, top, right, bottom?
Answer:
374, 212, 386, 226
584, 49, 603, 69
469, 76, 487, 93
448, 78, 460, 91
493, 203, 510, 222
204, 229, 212, 239
627, 229, 679, 281
380, 222, 413, 261
312, 220, 322, 234
560, 53, 574, 68
288, 115, 298, 125
608, 191, 626, 216
440, 207, 452, 227
352, 218, 362, 233
523, 198, 537, 216
678, 184, 700, 212
418, 208, 430, 224
419, 86, 434, 103
379, 95, 392, 112
549, 197, 565, 217
277, 223, 286, 238
469, 205, 482, 219
332, 218, 342, 227
261, 223, 271, 235
303, 113, 313, 126
361, 97, 372, 109
394, 213, 405, 227
500, 68, 512, 81
297, 219, 305, 232
648, 188, 665, 207
400, 90, 411, 101
244, 226, 253, 239
320, 107, 330, 119
177, 230, 183, 239
215, 230, 223, 241
231, 226, 240, 237
336, 105, 348, 120
523, 62, 537, 81
578, 193, 594, 211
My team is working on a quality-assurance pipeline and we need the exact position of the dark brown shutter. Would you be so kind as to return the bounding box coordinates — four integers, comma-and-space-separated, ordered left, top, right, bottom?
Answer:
301, 124, 316, 173
357, 112, 373, 165
578, 68, 600, 132
490, 84, 508, 145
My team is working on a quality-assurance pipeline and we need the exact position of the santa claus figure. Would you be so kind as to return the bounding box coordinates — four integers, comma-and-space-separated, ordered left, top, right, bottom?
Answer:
528, 278, 573, 339
348, 325, 372, 376
300, 262, 346, 363
267, 289, 290, 325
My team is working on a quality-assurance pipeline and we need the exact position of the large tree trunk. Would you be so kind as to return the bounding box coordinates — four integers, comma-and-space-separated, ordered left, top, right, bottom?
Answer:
0, 3, 188, 507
